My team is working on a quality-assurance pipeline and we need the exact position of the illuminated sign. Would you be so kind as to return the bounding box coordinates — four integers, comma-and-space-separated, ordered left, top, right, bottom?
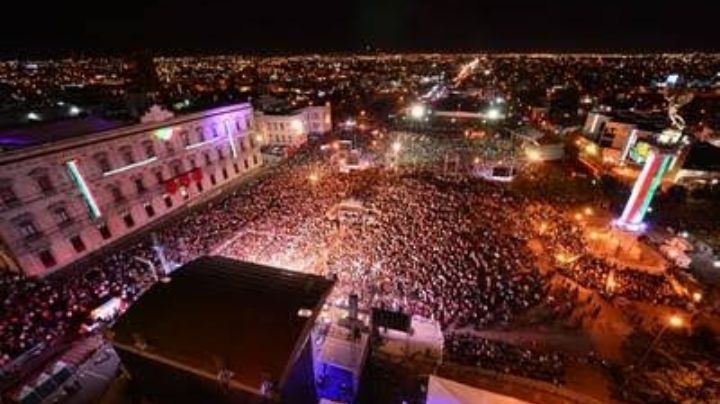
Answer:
630, 141, 651, 164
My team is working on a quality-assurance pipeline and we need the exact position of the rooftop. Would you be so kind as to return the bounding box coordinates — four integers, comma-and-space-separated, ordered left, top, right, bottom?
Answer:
0, 116, 127, 150
682, 141, 720, 172
108, 255, 334, 393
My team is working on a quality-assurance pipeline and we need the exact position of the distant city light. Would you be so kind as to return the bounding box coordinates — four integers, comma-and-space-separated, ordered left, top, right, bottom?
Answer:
410, 104, 426, 120
69, 106, 81, 116
27, 112, 40, 121
392, 141, 402, 153
526, 149, 541, 161
485, 108, 501, 120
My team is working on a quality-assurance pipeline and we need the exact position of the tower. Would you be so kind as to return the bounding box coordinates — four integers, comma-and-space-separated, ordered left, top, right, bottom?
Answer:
614, 75, 693, 232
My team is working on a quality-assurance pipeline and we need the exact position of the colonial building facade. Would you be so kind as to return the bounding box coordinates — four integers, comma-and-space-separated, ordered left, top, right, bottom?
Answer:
255, 104, 332, 147
0, 103, 261, 276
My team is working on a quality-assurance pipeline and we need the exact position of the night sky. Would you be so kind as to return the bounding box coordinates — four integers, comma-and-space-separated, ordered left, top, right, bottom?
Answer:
1, 0, 717, 57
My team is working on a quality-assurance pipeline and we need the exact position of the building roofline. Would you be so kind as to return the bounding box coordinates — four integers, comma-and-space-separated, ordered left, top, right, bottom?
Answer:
0, 103, 252, 166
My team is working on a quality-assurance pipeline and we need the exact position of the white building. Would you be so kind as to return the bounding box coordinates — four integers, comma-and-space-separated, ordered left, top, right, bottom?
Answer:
0, 103, 262, 276
255, 104, 332, 147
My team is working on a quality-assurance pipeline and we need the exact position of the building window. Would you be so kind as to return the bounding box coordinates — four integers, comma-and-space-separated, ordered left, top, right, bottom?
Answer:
38, 250, 56, 268
18, 221, 39, 239
98, 223, 112, 240
144, 202, 155, 218
123, 212, 135, 228
253, 155, 258, 166
189, 157, 197, 169
210, 174, 217, 185
196, 127, 206, 142
250, 137, 256, 148
164, 195, 173, 208
204, 153, 212, 166
0, 185, 20, 207
244, 159, 249, 169
53, 207, 71, 226
235, 120, 242, 131
109, 186, 124, 203
212, 126, 219, 138
196, 182, 204, 193
182, 131, 191, 147
154, 171, 164, 184
96, 155, 111, 173
171, 162, 182, 177
70, 235, 86, 253
239, 138, 246, 152
36, 175, 54, 194
233, 163, 240, 174
121, 148, 135, 165
143, 141, 156, 158
180, 187, 189, 200
217, 148, 225, 161
222, 168, 228, 180
166, 141, 175, 155
134, 178, 146, 194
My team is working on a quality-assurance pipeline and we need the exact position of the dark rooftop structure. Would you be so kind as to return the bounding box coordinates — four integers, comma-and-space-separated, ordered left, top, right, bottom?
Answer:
682, 141, 720, 172
108, 255, 334, 403
0, 116, 127, 150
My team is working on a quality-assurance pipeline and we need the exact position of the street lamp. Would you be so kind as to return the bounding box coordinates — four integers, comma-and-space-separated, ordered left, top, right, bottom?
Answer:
392, 141, 402, 154
410, 104, 426, 120
308, 173, 319, 184
485, 108, 501, 120
526, 149, 541, 162
635, 314, 685, 370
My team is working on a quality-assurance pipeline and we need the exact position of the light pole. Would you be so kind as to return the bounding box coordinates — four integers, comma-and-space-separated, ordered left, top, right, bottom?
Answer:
635, 314, 685, 370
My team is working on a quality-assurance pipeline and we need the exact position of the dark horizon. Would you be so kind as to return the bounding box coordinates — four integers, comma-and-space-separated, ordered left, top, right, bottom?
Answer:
1, 0, 718, 58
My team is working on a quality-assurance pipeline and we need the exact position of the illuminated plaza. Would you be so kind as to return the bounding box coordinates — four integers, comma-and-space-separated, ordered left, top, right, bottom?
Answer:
1, 2, 720, 403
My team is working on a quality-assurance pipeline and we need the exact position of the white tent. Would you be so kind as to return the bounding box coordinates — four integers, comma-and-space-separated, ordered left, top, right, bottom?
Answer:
427, 375, 533, 404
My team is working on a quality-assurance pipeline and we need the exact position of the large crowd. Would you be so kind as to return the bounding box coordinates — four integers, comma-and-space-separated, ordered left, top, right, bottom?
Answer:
0, 134, 692, 393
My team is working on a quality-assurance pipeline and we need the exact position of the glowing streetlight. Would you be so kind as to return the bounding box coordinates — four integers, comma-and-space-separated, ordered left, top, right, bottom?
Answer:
485, 108, 501, 120
392, 141, 402, 154
692, 292, 703, 303
526, 149, 541, 162
635, 313, 687, 374
574, 213, 583, 221
584, 207, 594, 216
308, 173, 319, 184
668, 314, 684, 328
410, 104, 426, 120
27, 112, 40, 121
585, 143, 599, 156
